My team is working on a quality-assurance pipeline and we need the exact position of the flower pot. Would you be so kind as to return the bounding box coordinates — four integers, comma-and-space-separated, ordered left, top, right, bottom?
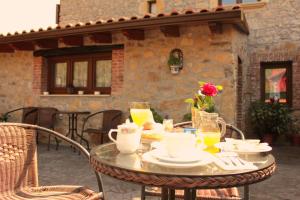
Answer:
292, 134, 300, 146
262, 134, 274, 146
170, 65, 180, 74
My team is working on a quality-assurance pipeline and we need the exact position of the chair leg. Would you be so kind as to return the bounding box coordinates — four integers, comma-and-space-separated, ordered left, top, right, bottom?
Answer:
55, 137, 59, 150
100, 133, 104, 145
141, 185, 146, 200
36, 131, 39, 144
244, 185, 250, 200
47, 134, 51, 151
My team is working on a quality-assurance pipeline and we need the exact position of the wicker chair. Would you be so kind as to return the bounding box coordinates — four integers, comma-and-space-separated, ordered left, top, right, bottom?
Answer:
80, 110, 122, 150
0, 123, 102, 200
142, 121, 245, 200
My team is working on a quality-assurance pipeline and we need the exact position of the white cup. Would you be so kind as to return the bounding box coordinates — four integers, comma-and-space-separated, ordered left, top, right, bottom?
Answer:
94, 91, 100, 95
109, 123, 141, 154
43, 91, 49, 95
162, 132, 197, 158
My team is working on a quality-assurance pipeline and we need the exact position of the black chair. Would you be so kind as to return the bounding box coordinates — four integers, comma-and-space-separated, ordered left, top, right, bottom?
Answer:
141, 121, 245, 200
80, 110, 122, 150
4, 107, 60, 150
4, 107, 38, 124
37, 107, 60, 150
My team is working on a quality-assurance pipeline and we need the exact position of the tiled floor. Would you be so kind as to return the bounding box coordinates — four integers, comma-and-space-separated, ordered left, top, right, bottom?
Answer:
38, 145, 300, 200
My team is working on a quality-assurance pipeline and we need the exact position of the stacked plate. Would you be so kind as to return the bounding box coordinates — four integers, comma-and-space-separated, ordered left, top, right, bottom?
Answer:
216, 139, 272, 154
142, 149, 213, 168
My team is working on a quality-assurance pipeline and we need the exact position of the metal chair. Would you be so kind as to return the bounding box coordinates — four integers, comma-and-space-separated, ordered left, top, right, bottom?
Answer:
3, 107, 39, 124
37, 107, 60, 150
0, 123, 102, 200
80, 110, 122, 150
142, 121, 245, 200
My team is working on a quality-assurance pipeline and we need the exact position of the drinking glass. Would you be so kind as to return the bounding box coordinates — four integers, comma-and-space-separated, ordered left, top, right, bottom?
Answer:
130, 102, 153, 127
163, 119, 173, 132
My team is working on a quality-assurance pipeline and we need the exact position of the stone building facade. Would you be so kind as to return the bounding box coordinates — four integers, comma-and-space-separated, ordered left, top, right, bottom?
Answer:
1, 0, 299, 143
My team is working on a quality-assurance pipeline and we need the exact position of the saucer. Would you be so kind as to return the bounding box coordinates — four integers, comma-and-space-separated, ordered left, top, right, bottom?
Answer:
216, 142, 272, 154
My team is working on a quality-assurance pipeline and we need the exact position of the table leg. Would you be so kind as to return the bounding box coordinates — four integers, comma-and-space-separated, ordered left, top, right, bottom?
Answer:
184, 189, 196, 200
169, 189, 175, 200
73, 114, 90, 150
244, 185, 250, 200
65, 114, 72, 137
161, 188, 168, 200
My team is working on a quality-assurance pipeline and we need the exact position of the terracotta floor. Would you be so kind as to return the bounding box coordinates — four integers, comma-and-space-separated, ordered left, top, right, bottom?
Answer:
37, 144, 300, 200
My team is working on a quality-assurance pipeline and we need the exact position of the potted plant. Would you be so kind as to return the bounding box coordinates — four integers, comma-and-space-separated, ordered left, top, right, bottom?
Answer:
288, 118, 300, 146
250, 99, 291, 145
167, 53, 181, 74
185, 81, 223, 128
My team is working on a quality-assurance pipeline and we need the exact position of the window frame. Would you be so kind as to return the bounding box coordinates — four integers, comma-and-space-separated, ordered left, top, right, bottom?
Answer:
218, 0, 258, 5
260, 61, 293, 107
47, 52, 112, 95
147, 0, 157, 14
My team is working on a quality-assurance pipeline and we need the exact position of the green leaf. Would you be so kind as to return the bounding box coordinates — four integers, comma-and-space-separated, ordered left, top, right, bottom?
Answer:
198, 81, 206, 86
184, 98, 195, 104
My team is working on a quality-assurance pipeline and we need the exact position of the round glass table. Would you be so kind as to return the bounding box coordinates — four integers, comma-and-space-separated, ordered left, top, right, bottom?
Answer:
90, 143, 276, 200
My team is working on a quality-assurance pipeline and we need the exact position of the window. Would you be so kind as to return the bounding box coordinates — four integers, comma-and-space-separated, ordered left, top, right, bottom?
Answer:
261, 61, 292, 106
219, 0, 258, 5
48, 52, 112, 94
148, 0, 157, 14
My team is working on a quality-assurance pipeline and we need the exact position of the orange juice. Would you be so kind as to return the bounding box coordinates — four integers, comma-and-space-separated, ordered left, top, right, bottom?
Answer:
130, 109, 153, 126
201, 132, 221, 153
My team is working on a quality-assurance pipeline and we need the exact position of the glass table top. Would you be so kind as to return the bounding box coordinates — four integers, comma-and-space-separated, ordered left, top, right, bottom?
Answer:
90, 143, 275, 177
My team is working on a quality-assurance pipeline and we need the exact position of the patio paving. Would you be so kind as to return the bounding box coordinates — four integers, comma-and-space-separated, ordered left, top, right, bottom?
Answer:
37, 144, 300, 200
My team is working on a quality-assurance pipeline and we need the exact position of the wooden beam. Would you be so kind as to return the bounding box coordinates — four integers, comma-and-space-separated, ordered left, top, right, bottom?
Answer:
10, 41, 35, 51
0, 44, 14, 53
35, 38, 59, 49
122, 29, 144, 40
89, 32, 112, 43
160, 25, 180, 37
208, 22, 223, 34
34, 44, 124, 57
61, 35, 83, 46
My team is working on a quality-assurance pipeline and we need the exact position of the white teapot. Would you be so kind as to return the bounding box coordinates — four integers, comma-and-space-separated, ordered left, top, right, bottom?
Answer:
108, 123, 141, 154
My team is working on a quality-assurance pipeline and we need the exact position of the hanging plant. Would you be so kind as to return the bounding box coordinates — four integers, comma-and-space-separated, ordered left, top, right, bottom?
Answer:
167, 49, 183, 74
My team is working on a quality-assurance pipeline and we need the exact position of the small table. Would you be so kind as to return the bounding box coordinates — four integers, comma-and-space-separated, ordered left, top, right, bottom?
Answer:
90, 143, 276, 200
58, 111, 90, 143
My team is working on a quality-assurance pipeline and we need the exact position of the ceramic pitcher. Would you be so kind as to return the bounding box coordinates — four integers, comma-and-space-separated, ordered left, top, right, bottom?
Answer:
108, 123, 141, 154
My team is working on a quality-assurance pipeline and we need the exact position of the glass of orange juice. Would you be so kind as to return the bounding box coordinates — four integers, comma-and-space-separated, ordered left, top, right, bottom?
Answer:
201, 131, 221, 153
130, 102, 154, 127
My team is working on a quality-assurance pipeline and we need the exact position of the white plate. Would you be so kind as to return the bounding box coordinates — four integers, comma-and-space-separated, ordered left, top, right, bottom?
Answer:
216, 142, 272, 154
142, 150, 213, 168
151, 149, 206, 163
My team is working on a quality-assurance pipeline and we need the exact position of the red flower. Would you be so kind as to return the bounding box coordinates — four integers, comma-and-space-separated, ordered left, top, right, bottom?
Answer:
201, 83, 218, 96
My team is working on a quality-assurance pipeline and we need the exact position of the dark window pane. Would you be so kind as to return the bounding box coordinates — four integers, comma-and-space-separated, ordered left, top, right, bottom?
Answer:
265, 68, 287, 103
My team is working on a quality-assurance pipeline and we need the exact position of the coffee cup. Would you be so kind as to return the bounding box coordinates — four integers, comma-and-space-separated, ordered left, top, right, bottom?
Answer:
162, 132, 197, 158
109, 123, 141, 154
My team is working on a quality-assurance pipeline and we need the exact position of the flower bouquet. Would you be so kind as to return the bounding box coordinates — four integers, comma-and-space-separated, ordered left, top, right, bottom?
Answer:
185, 81, 223, 128
185, 81, 223, 112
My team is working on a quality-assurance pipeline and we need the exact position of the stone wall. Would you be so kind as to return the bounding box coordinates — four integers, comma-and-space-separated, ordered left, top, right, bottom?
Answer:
245, 0, 300, 109
0, 24, 243, 145
59, 0, 216, 26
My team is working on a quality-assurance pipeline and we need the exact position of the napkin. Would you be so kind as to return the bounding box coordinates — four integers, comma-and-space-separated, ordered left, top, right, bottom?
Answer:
213, 153, 258, 170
